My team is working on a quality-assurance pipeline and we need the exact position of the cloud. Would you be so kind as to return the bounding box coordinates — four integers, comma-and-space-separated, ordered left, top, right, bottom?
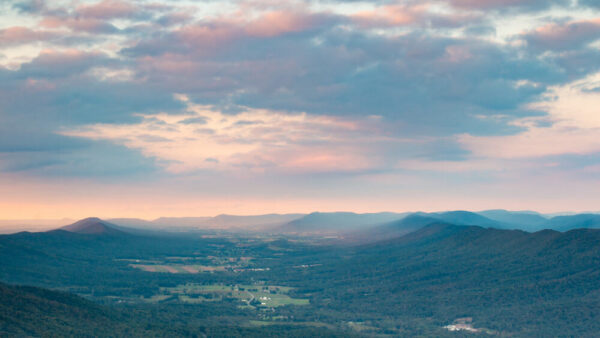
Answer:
156, 12, 195, 27
75, 0, 137, 19
12, 0, 46, 14
62, 95, 394, 174
523, 18, 600, 51
579, 0, 600, 8
351, 3, 483, 29
20, 0, 156, 35
40, 15, 120, 34
125, 28, 566, 139
458, 72, 600, 158
351, 4, 424, 28
0, 27, 59, 46
447, 0, 568, 10
0, 140, 156, 177
125, 9, 337, 58
244, 11, 326, 37
1, 0, 600, 214
15, 49, 110, 79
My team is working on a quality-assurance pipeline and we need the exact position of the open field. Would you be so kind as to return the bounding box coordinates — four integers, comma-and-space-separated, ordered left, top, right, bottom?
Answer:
130, 264, 227, 273
126, 254, 256, 274
156, 283, 309, 307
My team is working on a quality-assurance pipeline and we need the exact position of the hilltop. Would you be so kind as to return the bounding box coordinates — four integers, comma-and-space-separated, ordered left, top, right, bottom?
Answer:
60, 217, 125, 235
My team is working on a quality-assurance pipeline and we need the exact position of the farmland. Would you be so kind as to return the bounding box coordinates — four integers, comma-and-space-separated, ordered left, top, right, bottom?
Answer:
151, 283, 310, 308
126, 254, 258, 273
131, 264, 226, 273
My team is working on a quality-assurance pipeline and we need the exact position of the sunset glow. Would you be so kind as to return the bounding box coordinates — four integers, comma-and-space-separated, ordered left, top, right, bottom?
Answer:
1, 0, 600, 220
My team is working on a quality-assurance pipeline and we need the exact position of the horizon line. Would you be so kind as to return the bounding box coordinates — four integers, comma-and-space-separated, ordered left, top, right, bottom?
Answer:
1, 209, 600, 222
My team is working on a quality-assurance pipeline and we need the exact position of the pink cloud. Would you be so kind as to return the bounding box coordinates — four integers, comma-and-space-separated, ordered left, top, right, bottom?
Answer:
273, 148, 374, 173
0, 27, 57, 46
171, 9, 326, 49
350, 4, 480, 29
523, 18, 600, 50
76, 0, 136, 19
352, 4, 424, 28
245, 11, 318, 37
33, 49, 103, 63
40, 15, 118, 34
175, 23, 240, 49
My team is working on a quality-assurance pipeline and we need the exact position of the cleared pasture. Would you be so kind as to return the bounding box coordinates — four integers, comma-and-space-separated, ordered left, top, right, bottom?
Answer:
160, 283, 309, 307
129, 264, 226, 273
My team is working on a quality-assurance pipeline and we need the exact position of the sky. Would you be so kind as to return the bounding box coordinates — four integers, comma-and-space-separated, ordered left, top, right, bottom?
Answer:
1, 0, 600, 219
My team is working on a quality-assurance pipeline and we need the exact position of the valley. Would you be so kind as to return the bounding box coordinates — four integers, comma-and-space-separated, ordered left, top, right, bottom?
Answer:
2, 212, 600, 336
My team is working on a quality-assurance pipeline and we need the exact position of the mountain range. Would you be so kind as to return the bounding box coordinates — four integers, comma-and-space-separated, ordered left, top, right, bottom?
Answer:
3, 211, 600, 336
277, 210, 600, 239
109, 213, 305, 231
4, 209, 599, 236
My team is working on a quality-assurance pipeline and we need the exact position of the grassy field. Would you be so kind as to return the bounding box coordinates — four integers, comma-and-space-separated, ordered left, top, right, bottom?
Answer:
127, 255, 254, 274
157, 283, 309, 307
141, 294, 172, 303
130, 264, 226, 273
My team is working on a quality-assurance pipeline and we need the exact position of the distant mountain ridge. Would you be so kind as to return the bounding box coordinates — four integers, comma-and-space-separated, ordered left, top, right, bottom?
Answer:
430, 210, 502, 227
353, 210, 600, 242
477, 209, 548, 230
2, 209, 599, 236
279, 212, 410, 234
475, 211, 600, 232
396, 210, 600, 233
110, 213, 305, 231
542, 214, 600, 231
346, 214, 442, 243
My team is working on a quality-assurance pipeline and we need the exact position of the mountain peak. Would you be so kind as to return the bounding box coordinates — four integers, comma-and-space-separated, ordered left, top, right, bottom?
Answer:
60, 218, 123, 235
